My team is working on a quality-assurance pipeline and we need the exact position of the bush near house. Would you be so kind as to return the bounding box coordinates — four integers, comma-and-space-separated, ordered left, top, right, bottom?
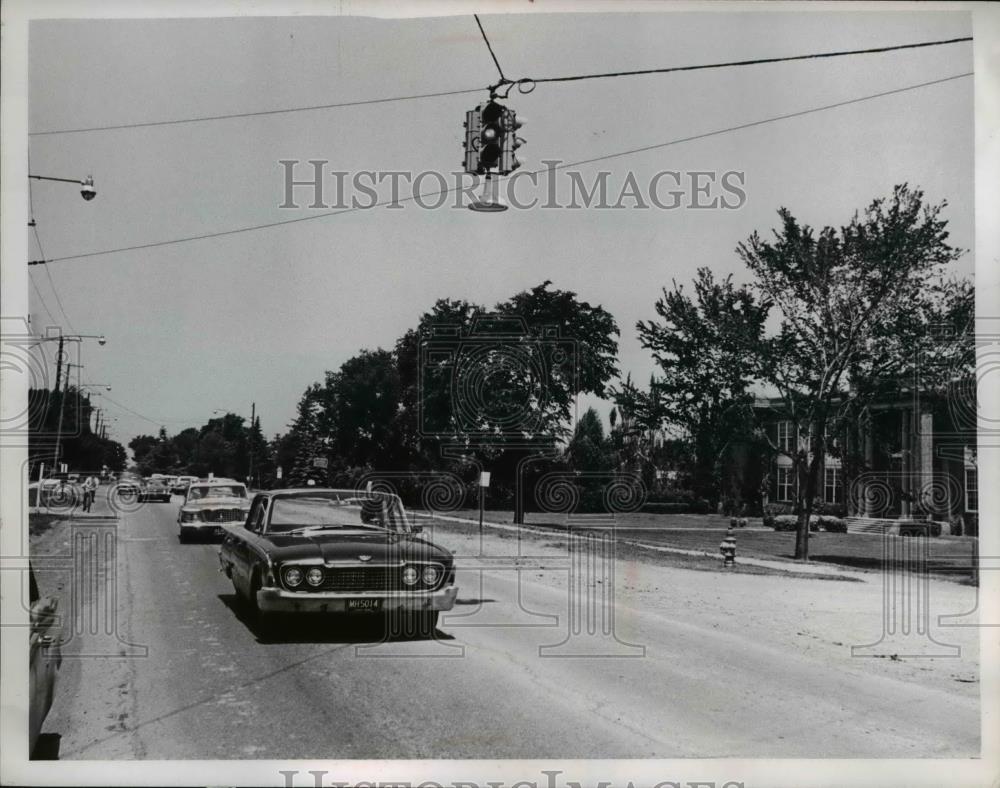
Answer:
641, 489, 713, 514
770, 513, 847, 533
640, 500, 713, 515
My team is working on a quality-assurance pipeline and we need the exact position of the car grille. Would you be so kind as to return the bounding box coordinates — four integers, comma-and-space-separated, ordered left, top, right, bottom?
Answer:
200, 508, 244, 523
281, 565, 448, 593
320, 567, 401, 592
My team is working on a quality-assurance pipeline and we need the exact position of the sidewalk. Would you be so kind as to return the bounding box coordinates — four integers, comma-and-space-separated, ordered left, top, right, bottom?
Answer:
413, 510, 874, 580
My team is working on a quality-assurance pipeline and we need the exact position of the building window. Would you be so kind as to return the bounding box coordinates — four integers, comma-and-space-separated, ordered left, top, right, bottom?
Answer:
965, 468, 978, 513
776, 466, 794, 502
777, 421, 794, 453
824, 466, 842, 504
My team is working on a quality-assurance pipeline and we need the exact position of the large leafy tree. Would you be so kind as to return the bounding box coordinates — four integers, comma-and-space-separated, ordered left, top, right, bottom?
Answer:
740, 185, 965, 559
405, 282, 620, 522
622, 268, 769, 505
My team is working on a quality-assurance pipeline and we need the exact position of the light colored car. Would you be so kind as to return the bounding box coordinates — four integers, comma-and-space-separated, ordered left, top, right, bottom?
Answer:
171, 475, 198, 495
29, 564, 62, 754
178, 480, 251, 542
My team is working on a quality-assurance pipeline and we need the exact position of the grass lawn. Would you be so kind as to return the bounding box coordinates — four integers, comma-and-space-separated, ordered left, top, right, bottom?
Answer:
422, 508, 977, 580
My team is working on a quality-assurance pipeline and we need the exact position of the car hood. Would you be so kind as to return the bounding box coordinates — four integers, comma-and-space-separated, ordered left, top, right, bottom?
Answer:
183, 497, 248, 509
262, 530, 452, 565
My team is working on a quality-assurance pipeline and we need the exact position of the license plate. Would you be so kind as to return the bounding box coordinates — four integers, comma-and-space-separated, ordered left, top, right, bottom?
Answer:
346, 598, 382, 612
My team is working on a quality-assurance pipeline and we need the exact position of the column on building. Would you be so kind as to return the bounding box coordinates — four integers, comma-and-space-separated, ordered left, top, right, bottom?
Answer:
901, 407, 911, 518
919, 408, 934, 516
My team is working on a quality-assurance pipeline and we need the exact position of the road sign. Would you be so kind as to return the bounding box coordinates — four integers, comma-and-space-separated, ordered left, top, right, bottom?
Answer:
276, 466, 283, 480
479, 471, 491, 487
312, 457, 328, 469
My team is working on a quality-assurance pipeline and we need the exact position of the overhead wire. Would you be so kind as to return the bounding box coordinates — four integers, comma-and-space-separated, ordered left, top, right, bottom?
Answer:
27, 71, 972, 266
519, 35, 973, 87
29, 87, 485, 137
27, 149, 78, 333
26, 36, 971, 135
474, 14, 506, 82
98, 393, 197, 427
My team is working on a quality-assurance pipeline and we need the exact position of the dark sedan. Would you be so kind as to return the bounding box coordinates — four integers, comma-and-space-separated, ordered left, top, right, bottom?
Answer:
218, 488, 457, 636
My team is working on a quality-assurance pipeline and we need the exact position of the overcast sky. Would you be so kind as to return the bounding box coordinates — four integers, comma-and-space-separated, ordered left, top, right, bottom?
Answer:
26, 9, 974, 446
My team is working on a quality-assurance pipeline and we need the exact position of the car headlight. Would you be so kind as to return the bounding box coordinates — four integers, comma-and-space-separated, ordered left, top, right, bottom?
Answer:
305, 567, 324, 587
283, 567, 303, 587
421, 565, 440, 586
401, 565, 419, 586
181, 511, 201, 523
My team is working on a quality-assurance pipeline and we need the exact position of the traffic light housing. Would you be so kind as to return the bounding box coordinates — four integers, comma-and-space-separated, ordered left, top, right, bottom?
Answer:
500, 107, 524, 176
463, 101, 524, 176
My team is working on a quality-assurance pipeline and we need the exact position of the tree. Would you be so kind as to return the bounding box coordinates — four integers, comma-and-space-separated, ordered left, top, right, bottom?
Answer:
128, 434, 158, 466
330, 349, 402, 467
624, 269, 769, 505
141, 427, 179, 475
739, 185, 964, 559
566, 407, 612, 472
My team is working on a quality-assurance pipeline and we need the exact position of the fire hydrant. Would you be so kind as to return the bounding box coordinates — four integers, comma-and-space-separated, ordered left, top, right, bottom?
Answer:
720, 528, 737, 567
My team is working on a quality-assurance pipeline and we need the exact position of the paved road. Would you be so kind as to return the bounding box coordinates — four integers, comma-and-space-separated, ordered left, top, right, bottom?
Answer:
38, 493, 979, 759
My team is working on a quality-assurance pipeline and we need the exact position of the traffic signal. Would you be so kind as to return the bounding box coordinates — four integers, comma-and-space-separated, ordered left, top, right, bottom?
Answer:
462, 101, 524, 176
500, 107, 524, 176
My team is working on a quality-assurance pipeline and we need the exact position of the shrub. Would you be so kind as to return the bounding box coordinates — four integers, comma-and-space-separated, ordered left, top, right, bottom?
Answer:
818, 516, 848, 533
639, 499, 712, 515
900, 521, 942, 538
813, 501, 848, 518
771, 514, 835, 532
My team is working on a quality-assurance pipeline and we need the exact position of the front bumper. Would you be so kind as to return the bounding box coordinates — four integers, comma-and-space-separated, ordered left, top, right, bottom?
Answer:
256, 584, 459, 614
180, 522, 232, 537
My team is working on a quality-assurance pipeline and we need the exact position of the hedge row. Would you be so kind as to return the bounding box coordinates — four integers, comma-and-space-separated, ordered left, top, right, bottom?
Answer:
768, 514, 848, 533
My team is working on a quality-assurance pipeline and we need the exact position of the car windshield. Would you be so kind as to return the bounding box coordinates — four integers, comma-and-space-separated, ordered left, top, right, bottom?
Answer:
187, 484, 247, 500
267, 492, 411, 534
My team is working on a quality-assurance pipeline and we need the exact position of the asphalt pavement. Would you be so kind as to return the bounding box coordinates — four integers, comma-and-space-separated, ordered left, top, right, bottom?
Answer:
36, 492, 980, 759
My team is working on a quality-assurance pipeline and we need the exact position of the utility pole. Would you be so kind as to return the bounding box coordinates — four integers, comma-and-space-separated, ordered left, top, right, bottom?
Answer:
54, 335, 64, 392
52, 372, 69, 474
248, 401, 256, 488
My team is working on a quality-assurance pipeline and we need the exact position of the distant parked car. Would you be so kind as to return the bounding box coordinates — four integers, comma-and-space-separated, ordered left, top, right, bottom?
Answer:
218, 488, 457, 637
139, 477, 172, 503
178, 480, 251, 542
29, 563, 62, 755
171, 475, 198, 495
114, 475, 143, 499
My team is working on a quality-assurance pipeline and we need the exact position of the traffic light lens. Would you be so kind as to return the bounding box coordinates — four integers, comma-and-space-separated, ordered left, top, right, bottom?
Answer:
480, 143, 501, 165
482, 127, 498, 142
482, 102, 503, 124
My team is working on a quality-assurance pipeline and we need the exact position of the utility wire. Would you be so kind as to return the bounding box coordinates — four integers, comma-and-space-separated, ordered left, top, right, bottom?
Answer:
519, 36, 973, 87
29, 86, 485, 137
28, 71, 971, 267
27, 151, 78, 333
28, 271, 59, 327
28, 36, 969, 136
98, 393, 194, 426
474, 14, 506, 82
